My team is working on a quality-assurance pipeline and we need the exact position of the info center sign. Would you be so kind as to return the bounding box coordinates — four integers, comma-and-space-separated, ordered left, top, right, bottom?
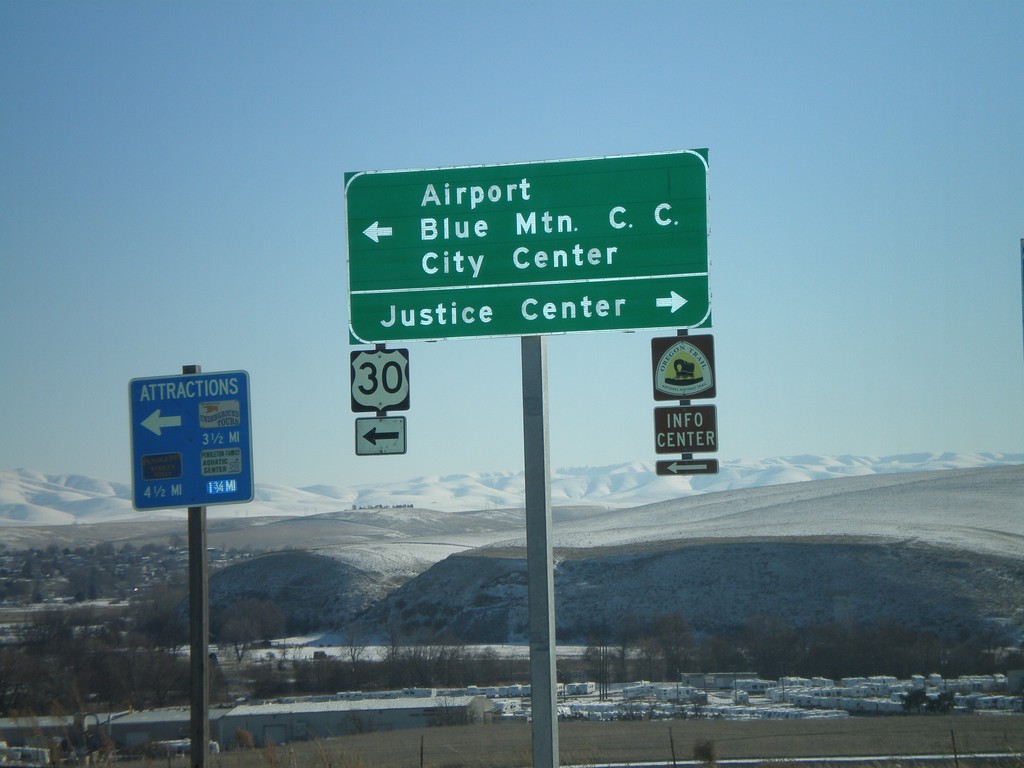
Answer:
345, 150, 710, 342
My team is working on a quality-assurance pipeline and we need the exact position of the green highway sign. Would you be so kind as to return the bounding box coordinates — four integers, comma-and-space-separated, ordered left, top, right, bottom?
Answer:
345, 150, 710, 343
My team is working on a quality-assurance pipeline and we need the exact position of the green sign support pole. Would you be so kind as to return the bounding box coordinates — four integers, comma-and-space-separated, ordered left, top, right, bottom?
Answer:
344, 151, 714, 767
521, 336, 558, 768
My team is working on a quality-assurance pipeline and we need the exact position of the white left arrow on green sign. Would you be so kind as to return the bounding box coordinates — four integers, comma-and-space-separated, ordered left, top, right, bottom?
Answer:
362, 221, 393, 243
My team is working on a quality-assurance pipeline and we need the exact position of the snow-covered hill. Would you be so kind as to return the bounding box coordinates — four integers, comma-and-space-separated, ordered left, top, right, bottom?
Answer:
2, 451, 1021, 525
332, 463, 1024, 644
3, 458, 1019, 644
312, 462, 1024, 644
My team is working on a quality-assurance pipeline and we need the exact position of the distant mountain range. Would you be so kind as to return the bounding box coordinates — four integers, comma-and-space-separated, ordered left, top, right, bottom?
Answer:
1, 451, 1023, 526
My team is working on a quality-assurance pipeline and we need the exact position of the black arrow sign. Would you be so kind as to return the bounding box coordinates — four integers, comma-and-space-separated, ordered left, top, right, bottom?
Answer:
354, 416, 406, 456
656, 458, 719, 476
363, 426, 399, 445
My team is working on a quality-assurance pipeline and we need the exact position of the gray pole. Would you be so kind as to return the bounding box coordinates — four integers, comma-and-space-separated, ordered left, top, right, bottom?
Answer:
1020, 239, 1023, 371
184, 364, 210, 768
521, 336, 559, 768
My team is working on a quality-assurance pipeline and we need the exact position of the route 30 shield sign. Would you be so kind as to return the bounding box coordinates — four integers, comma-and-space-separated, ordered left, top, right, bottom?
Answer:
350, 348, 410, 412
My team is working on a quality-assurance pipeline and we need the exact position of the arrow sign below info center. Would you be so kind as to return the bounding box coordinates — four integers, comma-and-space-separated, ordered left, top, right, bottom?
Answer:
656, 458, 719, 476
345, 150, 710, 342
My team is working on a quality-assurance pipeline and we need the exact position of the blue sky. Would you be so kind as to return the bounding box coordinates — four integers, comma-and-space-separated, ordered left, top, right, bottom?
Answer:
1, 1, 1022, 489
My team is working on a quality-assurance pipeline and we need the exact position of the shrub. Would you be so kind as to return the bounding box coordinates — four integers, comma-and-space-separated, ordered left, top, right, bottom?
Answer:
693, 738, 718, 766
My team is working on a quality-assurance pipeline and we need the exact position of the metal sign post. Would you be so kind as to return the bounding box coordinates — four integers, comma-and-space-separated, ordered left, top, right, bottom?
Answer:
188, 501, 209, 768
521, 336, 559, 768
343, 150, 714, 768
182, 364, 209, 768
127, 364, 256, 766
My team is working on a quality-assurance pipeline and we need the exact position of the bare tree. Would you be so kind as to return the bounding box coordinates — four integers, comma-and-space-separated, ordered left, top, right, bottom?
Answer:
342, 627, 368, 670
651, 612, 694, 680
584, 623, 613, 700
0, 647, 34, 714
217, 599, 284, 663
133, 584, 188, 653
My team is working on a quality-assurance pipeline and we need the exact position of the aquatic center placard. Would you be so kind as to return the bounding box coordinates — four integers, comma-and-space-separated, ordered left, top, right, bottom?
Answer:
345, 150, 710, 342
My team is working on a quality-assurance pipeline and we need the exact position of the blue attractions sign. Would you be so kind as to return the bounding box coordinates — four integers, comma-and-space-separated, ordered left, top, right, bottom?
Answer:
129, 370, 254, 510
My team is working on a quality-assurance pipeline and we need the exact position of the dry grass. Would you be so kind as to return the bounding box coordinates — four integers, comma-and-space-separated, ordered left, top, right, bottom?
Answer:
110, 714, 1024, 768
